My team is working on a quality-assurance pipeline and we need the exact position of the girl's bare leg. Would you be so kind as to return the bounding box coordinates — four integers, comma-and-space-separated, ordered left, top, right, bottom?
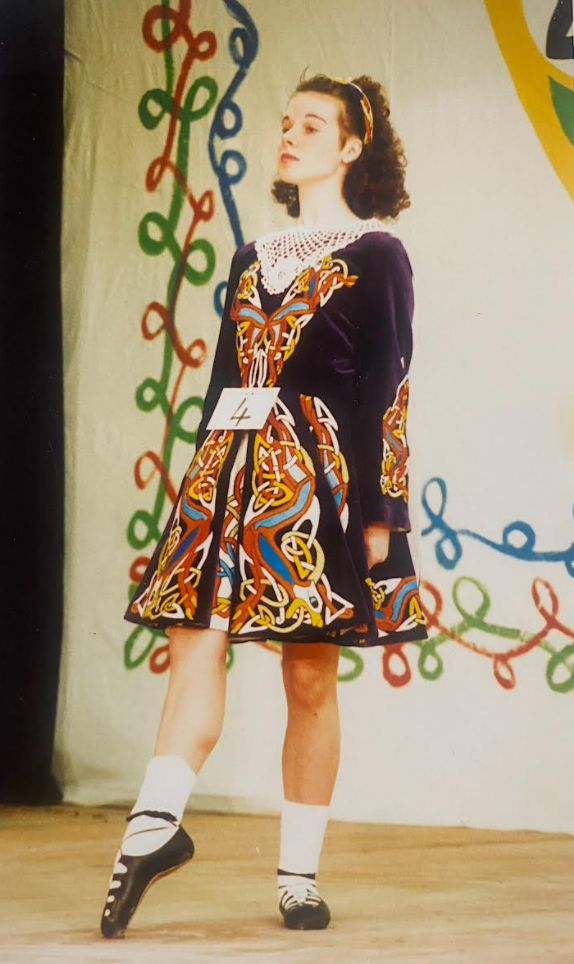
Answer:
281, 642, 341, 804
154, 625, 230, 773
100, 626, 230, 938
276, 642, 339, 927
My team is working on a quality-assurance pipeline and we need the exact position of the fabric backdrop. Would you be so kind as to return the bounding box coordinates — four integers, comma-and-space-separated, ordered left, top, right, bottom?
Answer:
54, 0, 574, 832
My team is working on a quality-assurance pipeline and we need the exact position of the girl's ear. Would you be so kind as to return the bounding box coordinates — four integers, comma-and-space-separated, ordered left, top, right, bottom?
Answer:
341, 134, 363, 165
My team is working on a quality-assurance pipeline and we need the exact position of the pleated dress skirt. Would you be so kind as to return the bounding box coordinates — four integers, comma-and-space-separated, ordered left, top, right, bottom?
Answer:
123, 388, 429, 648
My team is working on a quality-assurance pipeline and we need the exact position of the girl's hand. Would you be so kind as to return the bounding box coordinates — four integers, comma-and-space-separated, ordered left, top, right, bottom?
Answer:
364, 522, 391, 568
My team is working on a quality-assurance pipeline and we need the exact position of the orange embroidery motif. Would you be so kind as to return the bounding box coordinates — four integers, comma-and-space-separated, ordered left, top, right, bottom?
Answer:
381, 374, 409, 502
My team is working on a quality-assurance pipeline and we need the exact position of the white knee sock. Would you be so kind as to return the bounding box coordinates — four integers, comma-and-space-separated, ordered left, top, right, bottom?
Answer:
121, 754, 197, 856
277, 799, 330, 885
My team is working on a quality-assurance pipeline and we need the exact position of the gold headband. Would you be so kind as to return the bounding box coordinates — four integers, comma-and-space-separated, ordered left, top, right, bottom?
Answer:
329, 76, 374, 145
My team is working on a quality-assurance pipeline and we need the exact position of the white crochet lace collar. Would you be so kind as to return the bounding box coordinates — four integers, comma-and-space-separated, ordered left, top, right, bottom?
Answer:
254, 217, 395, 295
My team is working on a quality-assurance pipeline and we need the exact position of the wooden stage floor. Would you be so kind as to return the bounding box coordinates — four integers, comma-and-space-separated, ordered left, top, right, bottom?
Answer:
0, 805, 572, 963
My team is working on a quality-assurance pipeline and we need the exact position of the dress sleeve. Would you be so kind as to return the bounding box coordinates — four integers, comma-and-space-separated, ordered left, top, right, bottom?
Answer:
352, 234, 415, 532
194, 247, 244, 450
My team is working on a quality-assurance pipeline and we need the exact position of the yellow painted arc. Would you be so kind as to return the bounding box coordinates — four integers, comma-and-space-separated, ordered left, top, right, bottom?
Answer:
483, 0, 574, 204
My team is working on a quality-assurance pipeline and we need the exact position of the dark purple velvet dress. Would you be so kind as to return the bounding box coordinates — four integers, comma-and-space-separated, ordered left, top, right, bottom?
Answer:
124, 229, 429, 646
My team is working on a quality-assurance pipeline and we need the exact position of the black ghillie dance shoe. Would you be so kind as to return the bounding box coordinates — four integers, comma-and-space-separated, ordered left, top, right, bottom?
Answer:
100, 810, 194, 939
278, 875, 331, 930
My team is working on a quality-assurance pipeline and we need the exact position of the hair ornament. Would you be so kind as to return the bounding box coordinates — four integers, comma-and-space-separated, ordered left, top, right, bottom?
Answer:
329, 75, 374, 145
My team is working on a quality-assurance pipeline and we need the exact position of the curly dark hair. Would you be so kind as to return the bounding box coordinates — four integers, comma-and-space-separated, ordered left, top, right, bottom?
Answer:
271, 73, 410, 221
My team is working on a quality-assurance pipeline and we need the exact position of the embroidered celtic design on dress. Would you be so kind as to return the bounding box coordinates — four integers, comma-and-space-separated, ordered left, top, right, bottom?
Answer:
232, 398, 355, 636
232, 254, 358, 388
366, 573, 427, 636
228, 256, 359, 635
300, 394, 350, 533
129, 428, 234, 622
380, 374, 409, 503
208, 433, 248, 631
131, 254, 359, 632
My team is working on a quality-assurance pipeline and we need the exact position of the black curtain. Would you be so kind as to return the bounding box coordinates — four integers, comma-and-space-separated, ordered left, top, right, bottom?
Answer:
0, 0, 65, 803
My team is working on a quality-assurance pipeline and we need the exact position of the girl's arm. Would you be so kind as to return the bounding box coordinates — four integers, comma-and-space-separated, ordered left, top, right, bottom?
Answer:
352, 233, 415, 553
194, 247, 245, 450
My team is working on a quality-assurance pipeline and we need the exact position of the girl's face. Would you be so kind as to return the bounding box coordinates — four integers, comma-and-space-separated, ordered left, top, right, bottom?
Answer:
277, 91, 361, 186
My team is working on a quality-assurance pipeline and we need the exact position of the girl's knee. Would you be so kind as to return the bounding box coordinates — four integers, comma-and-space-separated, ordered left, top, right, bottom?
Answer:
166, 624, 228, 656
282, 648, 338, 710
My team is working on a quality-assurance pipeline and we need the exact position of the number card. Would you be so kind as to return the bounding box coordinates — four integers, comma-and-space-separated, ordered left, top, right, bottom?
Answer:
206, 387, 281, 430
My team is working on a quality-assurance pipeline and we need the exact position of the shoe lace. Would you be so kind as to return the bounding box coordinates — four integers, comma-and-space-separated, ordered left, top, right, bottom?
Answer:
279, 880, 323, 912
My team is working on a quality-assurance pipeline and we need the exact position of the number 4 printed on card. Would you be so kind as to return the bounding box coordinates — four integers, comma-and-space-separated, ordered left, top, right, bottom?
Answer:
206, 387, 281, 431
